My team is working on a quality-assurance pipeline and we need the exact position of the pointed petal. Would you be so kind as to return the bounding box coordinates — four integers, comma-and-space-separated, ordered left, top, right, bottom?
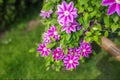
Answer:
70, 26, 76, 32
62, 26, 67, 31
58, 15, 64, 21
71, 64, 76, 69
101, 0, 115, 6
116, 4, 120, 16
108, 3, 116, 15
62, 1, 67, 10
57, 11, 64, 15
73, 61, 79, 65
68, 15, 73, 22
66, 64, 71, 70
68, 1, 74, 11
64, 16, 68, 22
66, 28, 71, 34
71, 8, 78, 18
57, 5, 64, 11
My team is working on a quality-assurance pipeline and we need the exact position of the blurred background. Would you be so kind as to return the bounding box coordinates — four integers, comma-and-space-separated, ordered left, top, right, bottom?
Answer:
0, 0, 120, 79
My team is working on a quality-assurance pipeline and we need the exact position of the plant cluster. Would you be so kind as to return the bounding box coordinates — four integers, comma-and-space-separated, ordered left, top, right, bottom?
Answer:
37, 0, 120, 71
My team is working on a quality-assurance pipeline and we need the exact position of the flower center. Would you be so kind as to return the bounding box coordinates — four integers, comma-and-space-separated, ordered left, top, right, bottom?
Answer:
116, 0, 120, 4
64, 11, 69, 16
56, 53, 59, 56
66, 22, 71, 27
47, 37, 50, 40
54, 31, 58, 35
43, 47, 47, 51
83, 49, 86, 52
69, 60, 73, 64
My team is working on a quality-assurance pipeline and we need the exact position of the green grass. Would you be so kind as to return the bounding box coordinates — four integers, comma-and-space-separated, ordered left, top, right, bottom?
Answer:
0, 19, 120, 79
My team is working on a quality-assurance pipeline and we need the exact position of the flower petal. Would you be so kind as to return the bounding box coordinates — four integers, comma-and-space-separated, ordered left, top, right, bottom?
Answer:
66, 28, 71, 34
70, 26, 76, 32
57, 11, 64, 15
62, 1, 67, 10
101, 0, 115, 6
68, 1, 74, 11
58, 15, 64, 20
68, 15, 73, 22
108, 3, 116, 15
57, 5, 64, 11
71, 8, 78, 18
116, 4, 120, 16
62, 26, 67, 31
66, 64, 71, 70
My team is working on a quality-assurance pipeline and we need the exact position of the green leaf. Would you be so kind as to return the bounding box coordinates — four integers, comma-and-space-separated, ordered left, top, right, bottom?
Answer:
29, 48, 35, 53
36, 52, 40, 57
46, 43, 56, 48
111, 24, 119, 32
64, 48, 68, 54
86, 32, 92, 36
118, 32, 120, 36
85, 37, 92, 42
88, 7, 93, 12
113, 16, 119, 23
83, 12, 89, 22
45, 61, 50, 67
66, 34, 71, 41
93, 36, 98, 42
104, 16, 110, 28
104, 31, 108, 37
92, 51, 96, 56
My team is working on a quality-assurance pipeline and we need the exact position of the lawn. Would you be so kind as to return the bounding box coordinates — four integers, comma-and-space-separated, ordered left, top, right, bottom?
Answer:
0, 16, 120, 79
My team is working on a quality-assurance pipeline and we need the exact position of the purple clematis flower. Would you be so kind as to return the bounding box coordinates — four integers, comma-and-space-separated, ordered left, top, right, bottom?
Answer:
48, 26, 60, 40
37, 44, 51, 57
47, 9, 53, 17
56, 1, 78, 23
40, 9, 53, 18
52, 47, 64, 61
77, 25, 82, 31
61, 21, 78, 34
65, 48, 80, 61
43, 32, 51, 43
64, 54, 79, 70
101, 0, 120, 16
79, 41, 92, 57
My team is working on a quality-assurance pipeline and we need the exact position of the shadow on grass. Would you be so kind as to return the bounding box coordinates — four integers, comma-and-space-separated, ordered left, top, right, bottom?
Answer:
96, 54, 120, 79
95, 35, 120, 79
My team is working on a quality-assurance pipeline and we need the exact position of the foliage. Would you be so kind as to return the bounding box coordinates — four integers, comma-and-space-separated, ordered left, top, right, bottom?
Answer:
0, 0, 43, 31
37, 0, 120, 71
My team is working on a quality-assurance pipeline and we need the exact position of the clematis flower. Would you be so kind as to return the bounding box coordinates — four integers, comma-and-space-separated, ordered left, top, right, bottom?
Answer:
37, 44, 51, 57
40, 9, 53, 18
47, 9, 53, 17
77, 25, 82, 31
68, 47, 78, 54
43, 32, 51, 43
64, 54, 79, 70
61, 21, 78, 34
79, 41, 92, 57
67, 48, 80, 60
56, 1, 78, 23
48, 26, 60, 40
101, 0, 120, 16
67, 48, 75, 55
52, 47, 64, 61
